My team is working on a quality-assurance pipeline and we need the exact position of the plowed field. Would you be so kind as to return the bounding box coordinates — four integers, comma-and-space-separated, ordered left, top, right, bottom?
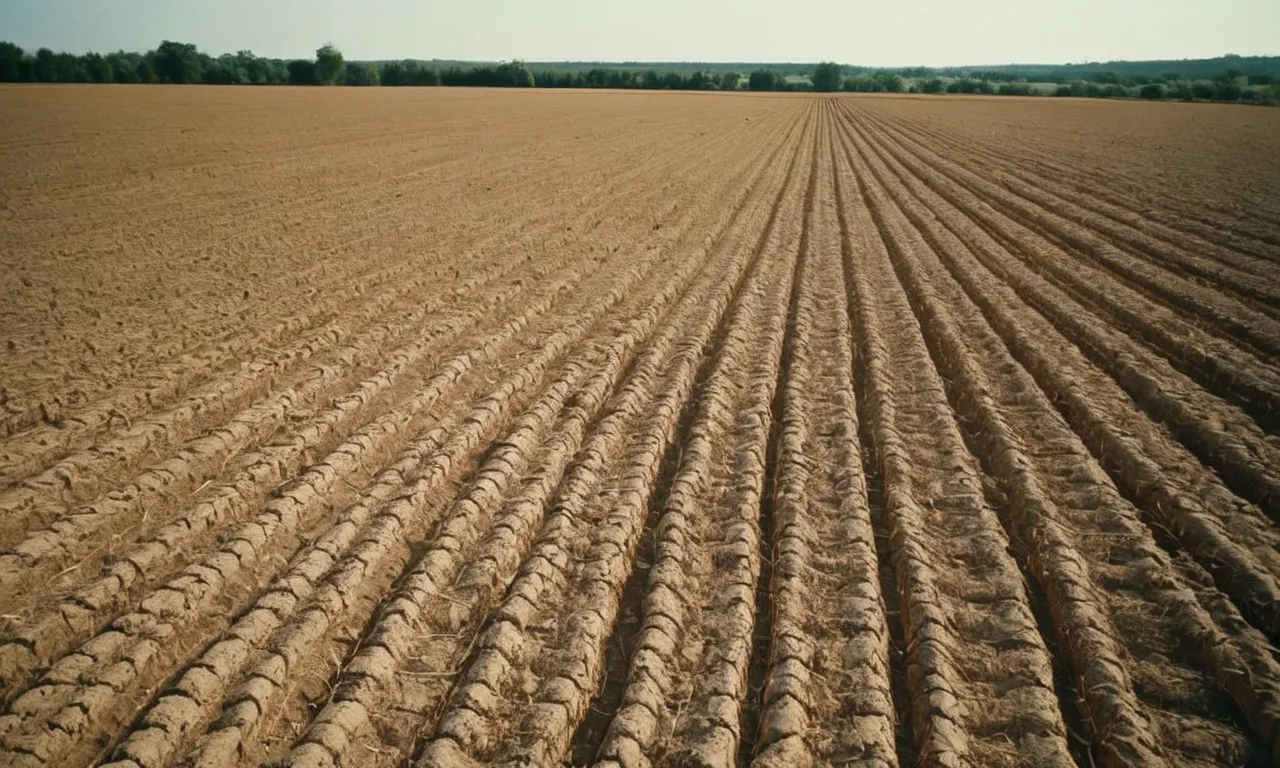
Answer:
2, 86, 1280, 768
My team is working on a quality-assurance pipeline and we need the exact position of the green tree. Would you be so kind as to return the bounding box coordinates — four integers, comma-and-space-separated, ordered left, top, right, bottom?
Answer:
136, 54, 157, 83
81, 52, 114, 83
315, 43, 345, 85
287, 59, 316, 85
154, 40, 204, 83
380, 60, 409, 86
410, 63, 439, 86
204, 53, 248, 84
748, 69, 779, 91
719, 72, 741, 91
33, 48, 57, 82
107, 52, 142, 83
237, 50, 269, 84
0, 42, 24, 81
345, 61, 379, 86
496, 60, 534, 87
812, 61, 842, 92
1139, 83, 1165, 100
1213, 79, 1243, 100
53, 52, 87, 81
876, 72, 904, 92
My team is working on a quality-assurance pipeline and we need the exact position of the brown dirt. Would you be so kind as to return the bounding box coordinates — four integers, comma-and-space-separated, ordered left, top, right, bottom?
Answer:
1, 85, 1278, 768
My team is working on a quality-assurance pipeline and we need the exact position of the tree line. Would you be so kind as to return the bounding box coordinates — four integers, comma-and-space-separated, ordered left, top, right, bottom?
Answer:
0, 40, 773, 91
2, 41, 1277, 104
806, 60, 1280, 104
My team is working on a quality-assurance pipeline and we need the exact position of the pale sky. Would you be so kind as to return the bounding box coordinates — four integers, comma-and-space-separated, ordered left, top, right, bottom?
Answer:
0, 0, 1275, 66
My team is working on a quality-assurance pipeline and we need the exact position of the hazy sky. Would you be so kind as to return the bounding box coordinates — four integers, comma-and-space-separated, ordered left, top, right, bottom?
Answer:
1, 0, 1276, 66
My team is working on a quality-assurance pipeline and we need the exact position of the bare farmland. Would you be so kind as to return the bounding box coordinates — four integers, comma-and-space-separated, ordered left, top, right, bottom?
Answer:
1, 86, 1279, 767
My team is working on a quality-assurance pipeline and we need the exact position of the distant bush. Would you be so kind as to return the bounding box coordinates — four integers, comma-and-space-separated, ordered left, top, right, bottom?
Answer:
947, 78, 994, 94
843, 72, 904, 93
1213, 79, 1243, 100
920, 78, 946, 94
997, 82, 1034, 96
1139, 83, 1165, 99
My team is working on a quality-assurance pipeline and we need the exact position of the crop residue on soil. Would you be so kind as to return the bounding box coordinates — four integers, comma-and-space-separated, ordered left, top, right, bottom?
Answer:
2, 85, 1280, 767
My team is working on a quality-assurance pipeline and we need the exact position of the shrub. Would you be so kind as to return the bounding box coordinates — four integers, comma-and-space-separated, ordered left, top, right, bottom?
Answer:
998, 82, 1033, 96
1213, 80, 1243, 100
948, 78, 992, 94
1139, 83, 1165, 100
1191, 80, 1216, 99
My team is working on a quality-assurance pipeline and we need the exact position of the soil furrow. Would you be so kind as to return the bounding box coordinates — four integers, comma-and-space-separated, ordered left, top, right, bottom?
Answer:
6, 86, 1280, 768
842, 106, 1280, 436
853, 109, 1280, 345
0, 222, 681, 767
834, 103, 1280, 636
275, 100, 809, 768
0, 110, 777, 612
751, 101, 896, 768
833, 107, 1074, 768
410, 102, 817, 768
840, 106, 1280, 765
594, 105, 810, 768
868, 109, 1280, 282
0, 259, 594, 701
0, 106, 776, 531
0, 101, 772, 450
861, 104, 1280, 266
585, 105, 813, 768
843, 106, 1280, 522
186, 126, 792, 768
